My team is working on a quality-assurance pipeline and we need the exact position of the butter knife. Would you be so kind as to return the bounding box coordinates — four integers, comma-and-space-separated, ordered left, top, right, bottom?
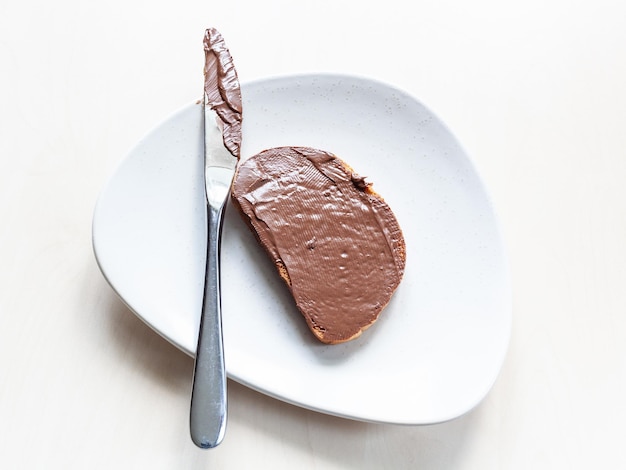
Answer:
190, 28, 242, 449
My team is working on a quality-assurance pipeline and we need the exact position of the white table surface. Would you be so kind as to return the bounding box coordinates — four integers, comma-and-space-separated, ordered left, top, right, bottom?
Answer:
2, 1, 625, 468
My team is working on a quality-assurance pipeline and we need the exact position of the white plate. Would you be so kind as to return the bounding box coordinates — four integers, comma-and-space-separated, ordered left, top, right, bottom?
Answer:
92, 74, 511, 424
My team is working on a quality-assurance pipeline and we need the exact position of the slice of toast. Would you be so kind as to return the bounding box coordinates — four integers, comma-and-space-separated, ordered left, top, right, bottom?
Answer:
231, 146, 406, 344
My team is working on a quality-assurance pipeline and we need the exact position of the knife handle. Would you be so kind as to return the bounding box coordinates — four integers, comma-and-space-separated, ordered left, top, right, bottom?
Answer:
190, 201, 228, 449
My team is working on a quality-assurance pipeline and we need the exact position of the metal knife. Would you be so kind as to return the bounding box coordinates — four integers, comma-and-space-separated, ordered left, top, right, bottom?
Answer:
190, 28, 242, 449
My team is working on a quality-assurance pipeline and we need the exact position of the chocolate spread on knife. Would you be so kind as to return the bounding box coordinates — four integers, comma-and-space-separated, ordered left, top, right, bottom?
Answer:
231, 146, 406, 344
203, 28, 242, 158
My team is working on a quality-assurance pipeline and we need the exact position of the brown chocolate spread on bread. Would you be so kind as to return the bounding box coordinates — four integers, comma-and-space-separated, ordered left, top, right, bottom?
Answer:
231, 146, 406, 344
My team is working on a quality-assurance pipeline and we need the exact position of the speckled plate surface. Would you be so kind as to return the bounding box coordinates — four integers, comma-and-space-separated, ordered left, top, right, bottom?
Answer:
92, 74, 511, 424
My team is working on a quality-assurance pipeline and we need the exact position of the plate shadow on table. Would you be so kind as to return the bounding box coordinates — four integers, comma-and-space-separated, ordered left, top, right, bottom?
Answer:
228, 379, 481, 469
98, 280, 194, 397
96, 279, 481, 469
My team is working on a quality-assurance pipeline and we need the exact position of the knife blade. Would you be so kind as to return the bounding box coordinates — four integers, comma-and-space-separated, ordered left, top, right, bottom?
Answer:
190, 27, 242, 449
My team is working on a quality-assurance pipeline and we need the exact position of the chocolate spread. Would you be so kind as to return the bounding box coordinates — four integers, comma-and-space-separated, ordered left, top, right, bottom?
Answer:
231, 146, 406, 344
203, 28, 242, 158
